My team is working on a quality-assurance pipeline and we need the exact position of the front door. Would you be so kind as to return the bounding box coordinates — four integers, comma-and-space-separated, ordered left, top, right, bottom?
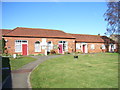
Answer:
59, 44, 63, 54
83, 45, 85, 53
22, 44, 27, 55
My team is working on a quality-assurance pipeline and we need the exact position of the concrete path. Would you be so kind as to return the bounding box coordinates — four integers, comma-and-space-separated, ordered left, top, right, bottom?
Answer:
2, 55, 62, 88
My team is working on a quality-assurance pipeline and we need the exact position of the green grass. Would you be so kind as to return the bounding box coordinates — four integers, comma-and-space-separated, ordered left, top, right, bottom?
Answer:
31, 53, 119, 88
10, 56, 37, 70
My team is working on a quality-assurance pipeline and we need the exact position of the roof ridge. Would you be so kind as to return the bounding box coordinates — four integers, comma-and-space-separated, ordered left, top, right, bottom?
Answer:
2, 29, 13, 35
69, 33, 101, 36
0, 29, 12, 30
4, 27, 75, 39
16, 27, 65, 32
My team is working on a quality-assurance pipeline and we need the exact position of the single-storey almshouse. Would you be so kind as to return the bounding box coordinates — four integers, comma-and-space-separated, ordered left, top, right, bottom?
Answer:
1, 27, 118, 55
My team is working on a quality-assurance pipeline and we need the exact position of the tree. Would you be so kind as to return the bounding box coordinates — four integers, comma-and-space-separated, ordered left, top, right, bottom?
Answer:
2, 38, 7, 54
104, 0, 120, 35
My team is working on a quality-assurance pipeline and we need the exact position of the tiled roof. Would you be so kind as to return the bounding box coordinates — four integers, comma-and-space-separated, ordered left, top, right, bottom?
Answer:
4, 27, 75, 39
1, 29, 12, 35
101, 36, 116, 43
70, 34, 105, 43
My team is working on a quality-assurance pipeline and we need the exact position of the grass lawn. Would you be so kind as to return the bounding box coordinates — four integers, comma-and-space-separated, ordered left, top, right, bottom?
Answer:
9, 56, 37, 70
30, 53, 119, 88
2, 56, 36, 81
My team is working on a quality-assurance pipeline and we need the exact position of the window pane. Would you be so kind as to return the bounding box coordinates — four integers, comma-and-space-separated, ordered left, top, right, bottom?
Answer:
15, 44, 21, 52
63, 41, 66, 43
76, 43, 80, 49
59, 41, 62, 43
35, 43, 41, 52
91, 44, 95, 49
102, 45, 105, 49
48, 41, 51, 44
35, 41, 40, 44
22, 40, 27, 43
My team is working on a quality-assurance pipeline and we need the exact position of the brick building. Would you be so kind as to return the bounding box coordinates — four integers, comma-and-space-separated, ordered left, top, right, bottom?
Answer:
1, 27, 118, 55
70, 34, 118, 53
2, 27, 75, 55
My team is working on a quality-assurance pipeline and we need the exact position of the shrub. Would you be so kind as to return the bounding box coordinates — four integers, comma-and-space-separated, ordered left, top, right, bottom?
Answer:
2, 53, 12, 56
50, 50, 56, 54
38, 54, 44, 56
75, 51, 82, 54
16, 54, 23, 56
65, 52, 70, 54
29, 54, 34, 56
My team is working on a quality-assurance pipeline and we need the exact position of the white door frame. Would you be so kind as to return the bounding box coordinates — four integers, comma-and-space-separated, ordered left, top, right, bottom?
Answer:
81, 43, 88, 53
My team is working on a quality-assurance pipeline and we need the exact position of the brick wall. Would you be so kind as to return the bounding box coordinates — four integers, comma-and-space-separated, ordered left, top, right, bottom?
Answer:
75, 42, 106, 53
3, 37, 75, 55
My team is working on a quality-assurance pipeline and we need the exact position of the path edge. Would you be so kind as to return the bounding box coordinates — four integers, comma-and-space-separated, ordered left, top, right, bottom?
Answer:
27, 64, 39, 88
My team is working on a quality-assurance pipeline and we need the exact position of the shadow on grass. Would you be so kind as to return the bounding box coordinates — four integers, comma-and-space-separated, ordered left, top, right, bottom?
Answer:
2, 57, 12, 89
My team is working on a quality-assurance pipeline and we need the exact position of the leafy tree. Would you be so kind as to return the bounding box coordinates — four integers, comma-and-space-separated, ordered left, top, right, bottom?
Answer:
104, 0, 120, 35
2, 38, 6, 53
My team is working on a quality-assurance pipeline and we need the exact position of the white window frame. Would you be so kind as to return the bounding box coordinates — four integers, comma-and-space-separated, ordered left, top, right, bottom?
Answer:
76, 43, 80, 49
35, 41, 41, 52
15, 40, 28, 52
114, 44, 116, 49
102, 44, 105, 49
91, 44, 95, 50
64, 41, 68, 52
15, 40, 22, 52
47, 41, 53, 52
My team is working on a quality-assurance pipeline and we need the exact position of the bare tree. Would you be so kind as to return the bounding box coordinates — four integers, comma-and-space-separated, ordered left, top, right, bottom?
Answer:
104, 0, 120, 35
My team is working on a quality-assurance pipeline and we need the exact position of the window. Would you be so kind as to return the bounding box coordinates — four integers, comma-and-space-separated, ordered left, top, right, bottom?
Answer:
59, 41, 62, 43
101, 44, 105, 49
63, 41, 68, 51
58, 41, 68, 51
76, 43, 80, 49
114, 44, 116, 49
35, 41, 41, 52
91, 44, 95, 49
47, 41, 53, 52
15, 40, 22, 52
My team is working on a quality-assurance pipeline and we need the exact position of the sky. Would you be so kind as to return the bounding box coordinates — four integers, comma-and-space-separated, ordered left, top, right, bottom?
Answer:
2, 2, 108, 35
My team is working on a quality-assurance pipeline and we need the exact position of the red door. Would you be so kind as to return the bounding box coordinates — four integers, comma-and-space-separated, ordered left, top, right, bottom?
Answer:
22, 44, 27, 55
83, 45, 85, 53
59, 44, 63, 54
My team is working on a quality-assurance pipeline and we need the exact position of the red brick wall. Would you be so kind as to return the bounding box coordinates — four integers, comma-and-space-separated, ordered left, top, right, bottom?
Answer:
87, 43, 106, 53
3, 37, 75, 55
75, 42, 106, 53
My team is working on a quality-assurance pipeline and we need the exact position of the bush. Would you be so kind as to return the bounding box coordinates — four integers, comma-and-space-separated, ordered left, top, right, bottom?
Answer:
16, 54, 23, 56
56, 53, 63, 55
2, 53, 12, 56
50, 50, 56, 54
38, 54, 44, 56
65, 52, 70, 54
29, 54, 34, 56
75, 51, 81, 54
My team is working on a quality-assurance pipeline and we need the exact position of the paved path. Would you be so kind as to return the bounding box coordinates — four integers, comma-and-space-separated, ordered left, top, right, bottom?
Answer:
3, 55, 62, 88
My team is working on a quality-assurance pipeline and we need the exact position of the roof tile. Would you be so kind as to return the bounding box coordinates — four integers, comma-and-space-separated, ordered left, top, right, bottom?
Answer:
70, 34, 105, 43
4, 27, 75, 39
